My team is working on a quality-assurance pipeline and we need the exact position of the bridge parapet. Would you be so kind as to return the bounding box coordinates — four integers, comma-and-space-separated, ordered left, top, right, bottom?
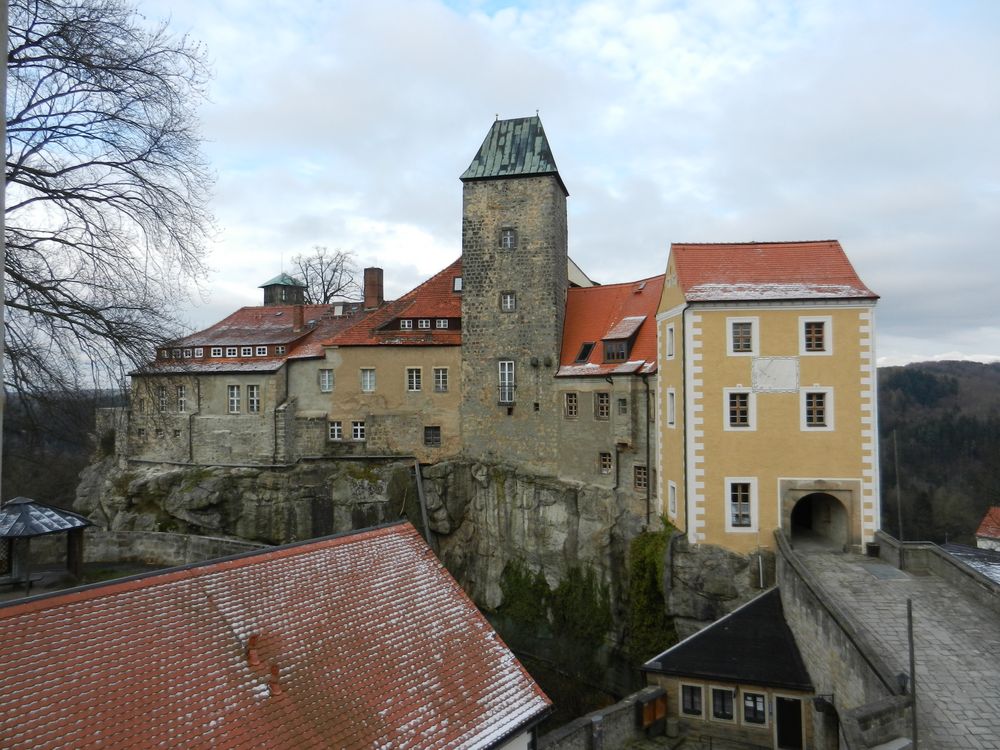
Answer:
775, 531, 912, 749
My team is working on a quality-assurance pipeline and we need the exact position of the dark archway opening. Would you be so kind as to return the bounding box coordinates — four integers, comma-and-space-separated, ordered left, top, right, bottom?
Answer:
790, 492, 848, 550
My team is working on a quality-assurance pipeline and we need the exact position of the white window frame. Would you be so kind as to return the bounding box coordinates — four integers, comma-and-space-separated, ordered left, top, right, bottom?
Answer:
799, 315, 833, 356
194, 347, 204, 358
433, 367, 448, 393
247, 384, 260, 414
176, 385, 187, 413
667, 388, 676, 428
666, 323, 675, 359
710, 686, 738, 724
599, 452, 612, 475
436, 319, 449, 328
498, 360, 515, 404
352, 420, 366, 441
453, 277, 463, 292
724, 388, 757, 431
226, 346, 238, 357
417, 319, 431, 329
210, 347, 222, 357
276, 345, 287, 355
228, 385, 241, 414
634, 465, 648, 491
328, 421, 342, 441
182, 348, 192, 358
741, 689, 769, 728
256, 346, 268, 356
500, 291, 516, 312
500, 227, 517, 249
400, 319, 413, 329
406, 367, 422, 392
241, 346, 253, 357
172, 348, 181, 359
727, 317, 759, 356
725, 477, 758, 533
157, 385, 167, 412
360, 368, 376, 393
800, 386, 835, 431
594, 392, 610, 420
565, 392, 578, 419
668, 481, 678, 516
319, 369, 334, 392
680, 683, 704, 719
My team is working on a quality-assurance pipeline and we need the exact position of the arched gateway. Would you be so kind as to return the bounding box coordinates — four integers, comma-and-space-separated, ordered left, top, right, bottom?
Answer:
790, 492, 849, 549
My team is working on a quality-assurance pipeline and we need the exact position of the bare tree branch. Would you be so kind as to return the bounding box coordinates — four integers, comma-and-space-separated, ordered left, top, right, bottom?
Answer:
4, 0, 214, 398
291, 246, 360, 305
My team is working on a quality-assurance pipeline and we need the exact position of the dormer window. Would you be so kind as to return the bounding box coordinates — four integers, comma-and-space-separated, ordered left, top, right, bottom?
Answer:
182, 348, 192, 358
500, 228, 517, 250
194, 347, 204, 358
604, 340, 628, 362
574, 342, 595, 363
226, 346, 238, 357
241, 346, 253, 357
436, 319, 449, 329
159, 349, 168, 359
172, 348, 181, 358
418, 319, 431, 329
400, 319, 413, 329
256, 346, 268, 356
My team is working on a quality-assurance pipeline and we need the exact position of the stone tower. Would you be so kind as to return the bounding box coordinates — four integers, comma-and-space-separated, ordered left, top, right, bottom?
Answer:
459, 116, 569, 472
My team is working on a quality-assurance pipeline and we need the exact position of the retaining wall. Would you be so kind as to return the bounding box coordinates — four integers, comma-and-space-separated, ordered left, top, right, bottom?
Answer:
538, 686, 664, 750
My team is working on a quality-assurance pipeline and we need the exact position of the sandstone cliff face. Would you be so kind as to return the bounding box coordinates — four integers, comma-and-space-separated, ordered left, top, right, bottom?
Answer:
75, 458, 766, 642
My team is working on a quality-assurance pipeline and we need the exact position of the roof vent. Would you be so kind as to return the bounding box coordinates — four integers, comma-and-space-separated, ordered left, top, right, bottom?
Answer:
247, 634, 261, 667
635, 281, 646, 293
269, 664, 284, 697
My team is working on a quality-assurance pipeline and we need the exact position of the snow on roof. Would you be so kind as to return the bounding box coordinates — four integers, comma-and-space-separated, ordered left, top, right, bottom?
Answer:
976, 507, 1000, 540
0, 523, 550, 749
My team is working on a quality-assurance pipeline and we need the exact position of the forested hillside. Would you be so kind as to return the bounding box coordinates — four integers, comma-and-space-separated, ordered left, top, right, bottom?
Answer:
879, 361, 1000, 544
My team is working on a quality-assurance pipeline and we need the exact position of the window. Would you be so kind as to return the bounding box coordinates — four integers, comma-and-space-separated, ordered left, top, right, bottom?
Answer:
137, 428, 146, 439
743, 692, 767, 725
176, 385, 187, 412
418, 319, 431, 329
319, 369, 334, 392
159, 349, 168, 359
681, 685, 703, 717
726, 479, 756, 531
226, 346, 238, 357
599, 452, 612, 475
361, 368, 376, 393
498, 360, 515, 404
669, 481, 678, 515
155, 428, 165, 439
667, 388, 676, 427
727, 391, 752, 429
137, 399, 146, 414
172, 429, 181, 438
436, 319, 449, 328
352, 421, 366, 441
241, 346, 253, 357
434, 367, 448, 392
727, 318, 758, 356
604, 340, 627, 362
564, 392, 578, 418
666, 324, 675, 359
256, 346, 268, 356
276, 345, 286, 355
157, 386, 167, 412
801, 387, 834, 431
594, 392, 610, 420
453, 276, 463, 292
228, 385, 240, 414
800, 316, 832, 355
500, 291, 516, 312
172, 348, 181, 358
406, 367, 422, 392
617, 398, 628, 415
247, 385, 260, 414
712, 688, 735, 721
634, 465, 648, 491
182, 348, 192, 358
574, 342, 595, 363
424, 426, 441, 447
194, 347, 204, 358
211, 347, 222, 357
500, 227, 517, 249
328, 421, 342, 441
400, 319, 413, 329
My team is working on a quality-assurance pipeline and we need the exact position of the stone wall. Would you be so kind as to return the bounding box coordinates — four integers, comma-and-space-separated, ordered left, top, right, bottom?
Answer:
538, 686, 665, 750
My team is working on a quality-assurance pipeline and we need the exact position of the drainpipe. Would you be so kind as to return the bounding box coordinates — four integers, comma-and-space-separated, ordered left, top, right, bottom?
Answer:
642, 372, 651, 526
188, 377, 201, 463
681, 307, 689, 536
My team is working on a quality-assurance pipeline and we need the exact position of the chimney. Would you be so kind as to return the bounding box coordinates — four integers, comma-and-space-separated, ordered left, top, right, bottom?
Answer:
246, 634, 261, 667
292, 304, 304, 332
269, 663, 284, 697
364, 267, 384, 310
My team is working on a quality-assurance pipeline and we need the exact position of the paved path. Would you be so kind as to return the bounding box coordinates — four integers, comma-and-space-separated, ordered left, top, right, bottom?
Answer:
797, 548, 1000, 749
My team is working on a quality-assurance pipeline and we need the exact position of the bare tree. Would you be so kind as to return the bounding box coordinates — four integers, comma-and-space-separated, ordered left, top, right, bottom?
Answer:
4, 0, 213, 398
291, 246, 360, 304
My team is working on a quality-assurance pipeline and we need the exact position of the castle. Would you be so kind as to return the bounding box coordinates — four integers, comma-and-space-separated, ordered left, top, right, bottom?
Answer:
127, 115, 880, 554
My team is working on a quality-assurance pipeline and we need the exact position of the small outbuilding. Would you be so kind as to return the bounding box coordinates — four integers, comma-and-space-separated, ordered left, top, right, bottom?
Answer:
0, 496, 92, 590
975, 506, 1000, 551
642, 588, 815, 749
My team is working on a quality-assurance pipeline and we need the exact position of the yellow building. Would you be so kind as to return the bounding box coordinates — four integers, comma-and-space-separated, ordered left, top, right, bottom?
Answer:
655, 241, 880, 554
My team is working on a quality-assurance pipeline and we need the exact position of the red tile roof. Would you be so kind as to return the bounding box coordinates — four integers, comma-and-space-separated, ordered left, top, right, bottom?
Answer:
328, 259, 463, 346
0, 523, 550, 749
976, 507, 1000, 541
671, 241, 878, 302
558, 275, 664, 377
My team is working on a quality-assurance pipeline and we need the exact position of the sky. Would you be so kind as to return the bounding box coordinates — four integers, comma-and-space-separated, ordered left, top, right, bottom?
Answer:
139, 0, 1000, 366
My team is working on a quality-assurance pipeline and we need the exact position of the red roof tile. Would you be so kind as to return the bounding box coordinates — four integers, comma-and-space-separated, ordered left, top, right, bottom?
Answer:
976, 507, 1000, 540
328, 259, 463, 347
558, 275, 664, 377
0, 523, 550, 749
671, 241, 877, 302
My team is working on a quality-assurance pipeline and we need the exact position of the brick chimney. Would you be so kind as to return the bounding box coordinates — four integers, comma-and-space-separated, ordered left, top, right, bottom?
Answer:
364, 267, 384, 310
292, 304, 304, 331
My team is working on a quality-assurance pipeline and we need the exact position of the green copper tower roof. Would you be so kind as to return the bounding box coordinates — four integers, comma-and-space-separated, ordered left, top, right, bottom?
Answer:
259, 272, 307, 288
461, 116, 567, 195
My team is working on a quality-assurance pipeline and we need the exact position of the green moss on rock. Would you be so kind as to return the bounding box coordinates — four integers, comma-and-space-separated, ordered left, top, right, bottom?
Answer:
626, 522, 677, 662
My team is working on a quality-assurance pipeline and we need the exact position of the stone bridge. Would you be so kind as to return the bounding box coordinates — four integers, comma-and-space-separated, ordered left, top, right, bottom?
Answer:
778, 530, 1000, 749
